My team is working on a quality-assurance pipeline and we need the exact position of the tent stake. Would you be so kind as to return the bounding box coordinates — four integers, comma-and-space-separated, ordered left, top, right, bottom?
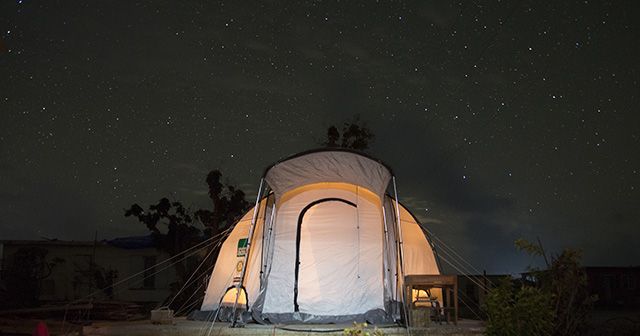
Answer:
230, 178, 264, 327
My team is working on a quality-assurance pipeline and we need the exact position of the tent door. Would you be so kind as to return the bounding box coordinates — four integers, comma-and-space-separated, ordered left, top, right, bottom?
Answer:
294, 198, 358, 315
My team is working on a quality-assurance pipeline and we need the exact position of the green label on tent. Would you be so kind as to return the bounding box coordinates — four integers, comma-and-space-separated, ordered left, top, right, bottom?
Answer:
237, 238, 248, 257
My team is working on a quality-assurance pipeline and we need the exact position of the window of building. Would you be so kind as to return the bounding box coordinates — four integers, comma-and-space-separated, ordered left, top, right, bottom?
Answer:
466, 283, 476, 297
143, 256, 156, 289
622, 275, 636, 290
129, 255, 157, 289
603, 275, 619, 290
41, 279, 56, 296
72, 255, 92, 273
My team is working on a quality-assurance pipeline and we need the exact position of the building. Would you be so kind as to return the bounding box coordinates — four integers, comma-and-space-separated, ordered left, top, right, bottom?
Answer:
0, 237, 178, 305
455, 266, 640, 319
456, 273, 509, 319
585, 266, 640, 307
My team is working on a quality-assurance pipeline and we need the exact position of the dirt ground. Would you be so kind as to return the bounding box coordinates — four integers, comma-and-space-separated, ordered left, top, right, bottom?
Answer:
586, 307, 640, 336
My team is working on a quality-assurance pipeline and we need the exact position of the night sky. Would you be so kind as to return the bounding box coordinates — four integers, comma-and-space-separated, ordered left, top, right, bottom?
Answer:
2, 0, 638, 274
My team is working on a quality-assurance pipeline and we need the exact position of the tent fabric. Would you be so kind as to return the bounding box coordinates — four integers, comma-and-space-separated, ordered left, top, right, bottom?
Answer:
198, 150, 440, 324
395, 200, 440, 276
265, 150, 392, 200
200, 198, 269, 311
261, 184, 384, 319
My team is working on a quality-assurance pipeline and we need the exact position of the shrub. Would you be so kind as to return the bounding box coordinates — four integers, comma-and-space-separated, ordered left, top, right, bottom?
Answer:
483, 238, 596, 336
483, 276, 554, 335
342, 322, 384, 336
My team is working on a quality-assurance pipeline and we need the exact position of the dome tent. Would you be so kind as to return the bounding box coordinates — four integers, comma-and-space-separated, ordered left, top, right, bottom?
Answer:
196, 149, 440, 324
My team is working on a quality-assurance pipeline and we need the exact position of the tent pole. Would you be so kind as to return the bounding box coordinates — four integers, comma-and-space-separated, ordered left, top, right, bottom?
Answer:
382, 199, 399, 320
392, 176, 410, 328
381, 202, 391, 315
230, 178, 264, 327
261, 192, 276, 283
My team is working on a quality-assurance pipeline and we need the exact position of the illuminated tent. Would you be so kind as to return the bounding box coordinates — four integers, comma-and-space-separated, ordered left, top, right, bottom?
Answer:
197, 149, 440, 324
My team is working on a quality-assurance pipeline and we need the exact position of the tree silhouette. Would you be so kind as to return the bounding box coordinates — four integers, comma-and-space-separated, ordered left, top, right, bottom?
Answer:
320, 116, 375, 151
124, 198, 200, 290
194, 170, 250, 238
0, 247, 64, 308
124, 169, 250, 309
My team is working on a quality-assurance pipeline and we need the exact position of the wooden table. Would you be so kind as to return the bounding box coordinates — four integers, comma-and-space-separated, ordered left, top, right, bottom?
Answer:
405, 274, 458, 325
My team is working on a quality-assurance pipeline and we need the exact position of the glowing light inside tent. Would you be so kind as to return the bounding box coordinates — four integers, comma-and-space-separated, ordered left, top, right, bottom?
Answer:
221, 287, 247, 307
411, 288, 443, 308
279, 182, 381, 210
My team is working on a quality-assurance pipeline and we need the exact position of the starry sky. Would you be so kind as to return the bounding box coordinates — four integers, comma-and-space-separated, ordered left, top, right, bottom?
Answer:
1, 0, 638, 274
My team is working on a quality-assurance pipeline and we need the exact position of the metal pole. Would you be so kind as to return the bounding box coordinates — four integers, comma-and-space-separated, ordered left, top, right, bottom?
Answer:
392, 176, 410, 328
382, 200, 399, 321
262, 194, 277, 282
230, 178, 264, 327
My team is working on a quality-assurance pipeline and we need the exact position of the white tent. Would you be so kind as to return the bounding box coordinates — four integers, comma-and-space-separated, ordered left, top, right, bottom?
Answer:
197, 149, 440, 324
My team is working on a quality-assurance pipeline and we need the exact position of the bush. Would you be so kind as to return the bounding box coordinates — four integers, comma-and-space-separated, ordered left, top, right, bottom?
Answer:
342, 322, 384, 336
0, 247, 64, 308
483, 277, 554, 335
483, 238, 596, 336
